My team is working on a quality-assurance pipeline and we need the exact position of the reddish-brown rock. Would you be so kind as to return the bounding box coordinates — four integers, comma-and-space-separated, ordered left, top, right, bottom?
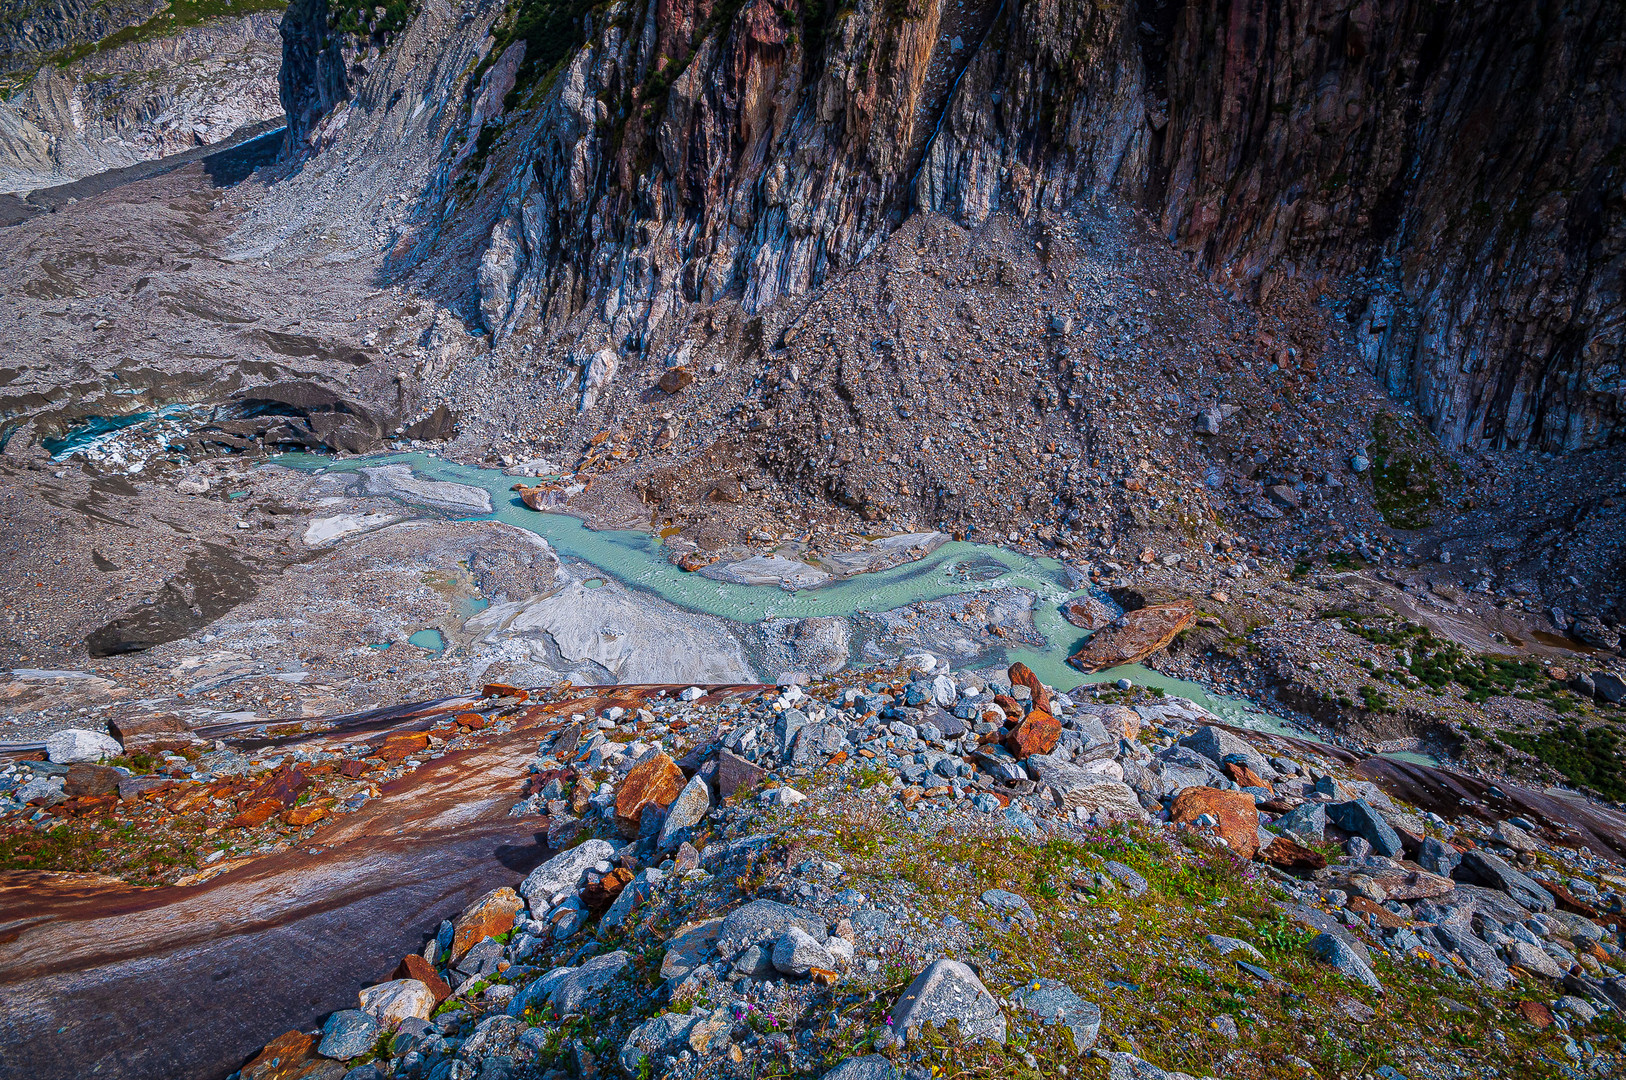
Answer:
283, 799, 333, 827
1005, 709, 1061, 759
1222, 761, 1271, 790
454, 712, 488, 730
659, 368, 695, 393
230, 766, 310, 828
993, 694, 1023, 721
340, 760, 367, 779
482, 683, 528, 700
1170, 787, 1261, 859
1516, 1000, 1554, 1029
451, 886, 524, 962
1346, 895, 1406, 929
1007, 662, 1050, 712
393, 954, 452, 1003
242, 1031, 322, 1080
64, 763, 122, 797
676, 551, 716, 572
375, 732, 430, 762
1260, 834, 1328, 872
581, 867, 634, 910
1067, 600, 1197, 673
108, 712, 204, 754
615, 752, 686, 837
1547, 880, 1602, 919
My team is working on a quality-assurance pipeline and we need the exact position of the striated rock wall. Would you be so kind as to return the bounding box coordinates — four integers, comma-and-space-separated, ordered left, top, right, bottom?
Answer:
1154, 0, 1626, 453
0, 13, 284, 193
281, 0, 1623, 451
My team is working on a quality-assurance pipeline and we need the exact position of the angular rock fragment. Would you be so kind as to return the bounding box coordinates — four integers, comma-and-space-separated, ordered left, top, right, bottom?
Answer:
451, 886, 524, 962
889, 959, 1006, 1045
1010, 978, 1101, 1051
1171, 787, 1261, 858
1066, 601, 1195, 672
615, 752, 685, 838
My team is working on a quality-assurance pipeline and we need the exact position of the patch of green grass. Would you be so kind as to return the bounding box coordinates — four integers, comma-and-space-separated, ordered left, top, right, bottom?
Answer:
1368, 411, 1443, 529
1501, 724, 1626, 801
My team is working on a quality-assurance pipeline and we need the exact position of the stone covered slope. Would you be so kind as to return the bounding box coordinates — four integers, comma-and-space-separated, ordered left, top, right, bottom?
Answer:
223, 662, 1626, 1080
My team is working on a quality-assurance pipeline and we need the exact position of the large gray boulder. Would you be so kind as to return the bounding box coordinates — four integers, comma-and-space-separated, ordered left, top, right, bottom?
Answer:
715, 899, 827, 960
1457, 851, 1555, 912
1326, 800, 1403, 857
549, 950, 631, 1013
1177, 726, 1273, 779
890, 959, 1006, 1045
519, 839, 617, 909
657, 773, 711, 850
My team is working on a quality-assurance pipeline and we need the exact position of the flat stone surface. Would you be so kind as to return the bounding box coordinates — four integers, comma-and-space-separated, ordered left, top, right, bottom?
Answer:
1458, 850, 1555, 911
317, 1010, 380, 1060
359, 464, 492, 514
518, 839, 616, 909
1177, 726, 1273, 779
716, 899, 828, 959
890, 958, 1006, 1045
716, 749, 766, 797
980, 888, 1037, 929
549, 950, 630, 1013
45, 728, 121, 764
1011, 977, 1101, 1050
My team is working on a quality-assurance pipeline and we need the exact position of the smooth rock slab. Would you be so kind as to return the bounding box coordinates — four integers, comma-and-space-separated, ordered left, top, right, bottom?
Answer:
715, 899, 827, 959
549, 950, 631, 1013
519, 839, 616, 909
45, 728, 121, 764
657, 772, 712, 850
1309, 932, 1385, 994
318, 1010, 380, 1060
1010, 977, 1101, 1051
820, 1055, 902, 1080
1457, 850, 1554, 911
890, 958, 1006, 1045
358, 979, 436, 1027
359, 464, 492, 514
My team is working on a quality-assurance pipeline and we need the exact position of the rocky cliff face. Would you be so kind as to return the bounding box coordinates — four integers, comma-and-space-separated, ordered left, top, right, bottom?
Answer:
1154, 0, 1626, 453
0, 13, 284, 192
283, 0, 1623, 453
0, 0, 165, 78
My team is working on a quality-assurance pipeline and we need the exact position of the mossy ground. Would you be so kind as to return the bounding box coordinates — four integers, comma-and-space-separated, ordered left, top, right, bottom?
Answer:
785, 794, 1595, 1080
1368, 413, 1445, 530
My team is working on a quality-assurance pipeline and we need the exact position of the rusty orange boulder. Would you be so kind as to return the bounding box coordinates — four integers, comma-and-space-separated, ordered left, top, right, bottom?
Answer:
1171, 787, 1261, 859
1067, 600, 1197, 673
451, 886, 525, 962
393, 954, 452, 1003
1007, 662, 1050, 712
615, 751, 686, 838
1005, 710, 1061, 759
